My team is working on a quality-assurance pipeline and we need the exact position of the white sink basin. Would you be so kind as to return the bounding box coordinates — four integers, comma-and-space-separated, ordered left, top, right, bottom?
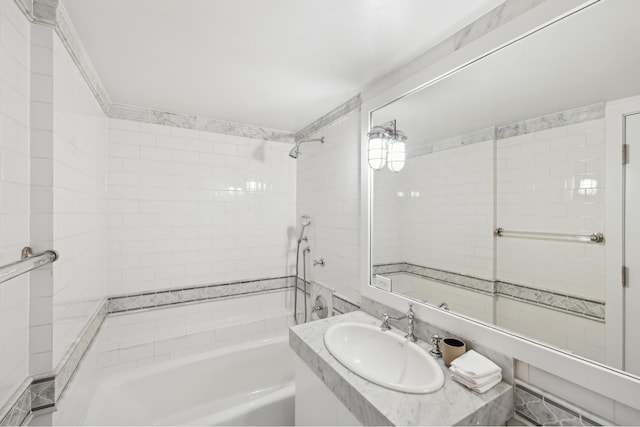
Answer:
324, 322, 444, 394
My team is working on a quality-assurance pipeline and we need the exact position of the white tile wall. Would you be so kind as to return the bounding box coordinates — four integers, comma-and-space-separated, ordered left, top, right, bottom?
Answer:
295, 112, 361, 303
496, 120, 605, 300
0, 0, 30, 404
29, 23, 54, 376
497, 298, 605, 362
386, 273, 493, 323
106, 119, 296, 295
374, 140, 494, 280
51, 34, 108, 367
515, 360, 640, 424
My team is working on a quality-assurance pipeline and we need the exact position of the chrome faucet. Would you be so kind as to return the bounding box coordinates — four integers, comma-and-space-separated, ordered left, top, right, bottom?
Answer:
380, 303, 417, 342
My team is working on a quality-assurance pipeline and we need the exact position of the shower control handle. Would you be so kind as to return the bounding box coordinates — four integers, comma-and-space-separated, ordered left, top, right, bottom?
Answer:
313, 258, 325, 267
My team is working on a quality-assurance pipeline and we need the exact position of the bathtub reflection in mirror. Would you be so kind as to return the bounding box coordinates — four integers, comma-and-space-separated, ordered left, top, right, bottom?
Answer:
370, 0, 640, 376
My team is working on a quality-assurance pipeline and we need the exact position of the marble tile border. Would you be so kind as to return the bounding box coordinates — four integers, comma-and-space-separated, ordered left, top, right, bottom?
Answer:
496, 281, 605, 321
53, 2, 111, 113
109, 103, 295, 143
496, 103, 605, 140
29, 378, 54, 412
408, 126, 495, 158
52, 300, 108, 403
515, 382, 610, 426
0, 379, 31, 426
295, 94, 361, 141
373, 262, 495, 294
108, 276, 294, 313
372, 262, 605, 321
332, 293, 360, 316
406, 103, 605, 159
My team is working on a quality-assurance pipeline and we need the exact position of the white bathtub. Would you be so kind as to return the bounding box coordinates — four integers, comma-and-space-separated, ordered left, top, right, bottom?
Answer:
82, 335, 294, 426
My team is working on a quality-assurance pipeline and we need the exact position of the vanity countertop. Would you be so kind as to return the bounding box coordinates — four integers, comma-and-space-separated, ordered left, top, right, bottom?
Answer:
289, 310, 513, 426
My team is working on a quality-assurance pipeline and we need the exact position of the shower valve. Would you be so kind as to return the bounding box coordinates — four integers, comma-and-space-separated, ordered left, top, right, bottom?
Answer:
313, 258, 325, 267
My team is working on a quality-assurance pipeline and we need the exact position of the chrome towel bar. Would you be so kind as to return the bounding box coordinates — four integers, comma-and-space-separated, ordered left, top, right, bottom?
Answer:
494, 228, 604, 244
0, 246, 59, 285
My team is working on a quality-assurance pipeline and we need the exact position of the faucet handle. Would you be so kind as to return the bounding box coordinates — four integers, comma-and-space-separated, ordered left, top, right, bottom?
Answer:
380, 313, 392, 331
429, 334, 443, 358
407, 303, 415, 316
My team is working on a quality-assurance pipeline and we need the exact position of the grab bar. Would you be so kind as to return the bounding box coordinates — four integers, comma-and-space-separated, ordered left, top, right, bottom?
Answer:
0, 247, 59, 285
494, 228, 604, 244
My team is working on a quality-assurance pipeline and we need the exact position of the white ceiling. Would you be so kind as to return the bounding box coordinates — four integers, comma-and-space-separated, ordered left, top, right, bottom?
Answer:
373, 0, 640, 147
62, 0, 505, 132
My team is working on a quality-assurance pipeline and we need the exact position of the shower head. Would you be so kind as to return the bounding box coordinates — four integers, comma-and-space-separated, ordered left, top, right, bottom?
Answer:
298, 215, 311, 242
288, 145, 299, 159
288, 137, 324, 160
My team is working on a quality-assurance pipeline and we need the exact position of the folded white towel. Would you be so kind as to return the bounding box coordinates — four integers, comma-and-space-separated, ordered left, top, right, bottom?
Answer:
451, 373, 501, 393
450, 350, 501, 378
449, 366, 502, 387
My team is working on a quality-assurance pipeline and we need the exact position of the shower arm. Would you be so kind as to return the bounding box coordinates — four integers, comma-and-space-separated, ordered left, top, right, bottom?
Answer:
289, 137, 325, 158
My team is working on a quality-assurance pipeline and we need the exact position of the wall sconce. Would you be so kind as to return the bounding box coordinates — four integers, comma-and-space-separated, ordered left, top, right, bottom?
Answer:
367, 119, 407, 172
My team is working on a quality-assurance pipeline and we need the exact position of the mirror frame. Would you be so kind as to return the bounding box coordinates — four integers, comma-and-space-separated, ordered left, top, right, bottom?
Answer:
359, 0, 640, 410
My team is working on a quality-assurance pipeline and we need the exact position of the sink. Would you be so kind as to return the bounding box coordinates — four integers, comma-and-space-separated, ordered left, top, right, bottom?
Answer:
323, 322, 444, 394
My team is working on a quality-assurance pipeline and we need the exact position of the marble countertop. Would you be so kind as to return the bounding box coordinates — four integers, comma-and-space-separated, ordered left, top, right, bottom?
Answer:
289, 311, 513, 426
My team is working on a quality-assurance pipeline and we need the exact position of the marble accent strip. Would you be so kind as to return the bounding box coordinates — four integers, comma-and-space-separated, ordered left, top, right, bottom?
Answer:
332, 293, 360, 315
408, 126, 495, 158
29, 378, 54, 411
108, 276, 295, 313
109, 103, 295, 143
497, 103, 605, 139
406, 103, 604, 160
295, 94, 361, 141
515, 382, 610, 426
53, 299, 108, 403
372, 263, 605, 321
0, 379, 31, 426
32, 0, 57, 25
496, 281, 605, 321
373, 262, 495, 294
53, 2, 111, 113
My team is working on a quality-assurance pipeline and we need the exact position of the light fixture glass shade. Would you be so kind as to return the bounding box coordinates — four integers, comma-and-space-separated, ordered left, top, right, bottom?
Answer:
367, 127, 388, 170
387, 132, 406, 173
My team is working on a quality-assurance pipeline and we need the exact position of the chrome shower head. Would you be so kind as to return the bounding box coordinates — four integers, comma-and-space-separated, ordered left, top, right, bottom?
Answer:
298, 215, 311, 242
288, 137, 324, 160
288, 145, 299, 159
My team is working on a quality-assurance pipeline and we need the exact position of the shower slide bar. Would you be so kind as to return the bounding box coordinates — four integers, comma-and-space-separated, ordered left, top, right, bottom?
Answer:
494, 228, 605, 244
0, 247, 59, 285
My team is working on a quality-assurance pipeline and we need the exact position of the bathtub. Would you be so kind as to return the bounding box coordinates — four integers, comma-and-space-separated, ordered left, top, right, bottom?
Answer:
82, 335, 294, 426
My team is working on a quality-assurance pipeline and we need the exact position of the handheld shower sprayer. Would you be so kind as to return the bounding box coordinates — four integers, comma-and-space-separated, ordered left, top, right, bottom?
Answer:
294, 214, 312, 324
288, 137, 325, 159
298, 215, 311, 243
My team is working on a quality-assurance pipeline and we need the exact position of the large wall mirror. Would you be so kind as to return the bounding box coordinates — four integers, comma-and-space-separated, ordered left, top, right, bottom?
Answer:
370, 0, 640, 378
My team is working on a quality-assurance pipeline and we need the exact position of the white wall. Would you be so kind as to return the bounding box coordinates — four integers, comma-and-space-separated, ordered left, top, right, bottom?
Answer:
51, 34, 108, 367
106, 119, 296, 295
0, 0, 30, 403
295, 111, 361, 304
374, 140, 494, 280
496, 119, 605, 300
